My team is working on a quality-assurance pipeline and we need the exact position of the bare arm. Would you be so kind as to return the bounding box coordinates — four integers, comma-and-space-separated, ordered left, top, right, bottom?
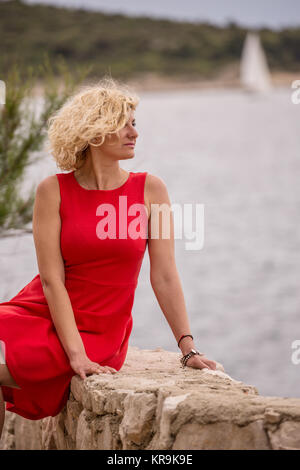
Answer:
146, 174, 216, 370
32, 175, 116, 377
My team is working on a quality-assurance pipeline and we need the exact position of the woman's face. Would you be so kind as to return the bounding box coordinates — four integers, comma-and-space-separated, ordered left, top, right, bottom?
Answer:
92, 109, 138, 161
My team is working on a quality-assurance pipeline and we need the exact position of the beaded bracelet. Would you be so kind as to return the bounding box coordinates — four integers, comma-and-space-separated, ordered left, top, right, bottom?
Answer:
177, 334, 193, 348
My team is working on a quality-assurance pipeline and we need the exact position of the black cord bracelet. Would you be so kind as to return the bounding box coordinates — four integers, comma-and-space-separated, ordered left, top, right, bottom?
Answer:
177, 334, 193, 348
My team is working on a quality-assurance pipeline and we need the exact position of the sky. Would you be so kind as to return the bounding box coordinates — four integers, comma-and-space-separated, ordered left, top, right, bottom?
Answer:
23, 0, 300, 30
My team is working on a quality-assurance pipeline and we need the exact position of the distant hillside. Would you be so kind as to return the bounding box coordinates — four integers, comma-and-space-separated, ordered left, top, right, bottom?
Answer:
0, 0, 299, 80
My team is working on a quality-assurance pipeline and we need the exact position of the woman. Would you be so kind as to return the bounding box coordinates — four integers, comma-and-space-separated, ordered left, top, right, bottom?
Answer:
0, 77, 217, 438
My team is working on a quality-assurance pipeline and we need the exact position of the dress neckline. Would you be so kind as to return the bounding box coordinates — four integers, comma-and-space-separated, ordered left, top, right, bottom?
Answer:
71, 170, 132, 192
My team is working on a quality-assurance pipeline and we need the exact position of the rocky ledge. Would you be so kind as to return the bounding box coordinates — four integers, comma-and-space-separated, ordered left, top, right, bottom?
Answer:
1, 346, 300, 450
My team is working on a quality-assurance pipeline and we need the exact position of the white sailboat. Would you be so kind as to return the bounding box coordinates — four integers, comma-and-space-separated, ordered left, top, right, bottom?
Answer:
240, 32, 273, 93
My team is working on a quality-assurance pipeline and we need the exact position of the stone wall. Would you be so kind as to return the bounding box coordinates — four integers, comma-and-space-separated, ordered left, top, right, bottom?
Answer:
1, 346, 300, 450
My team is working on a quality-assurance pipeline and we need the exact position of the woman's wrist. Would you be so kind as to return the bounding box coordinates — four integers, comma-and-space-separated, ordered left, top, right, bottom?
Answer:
179, 336, 196, 355
66, 344, 86, 361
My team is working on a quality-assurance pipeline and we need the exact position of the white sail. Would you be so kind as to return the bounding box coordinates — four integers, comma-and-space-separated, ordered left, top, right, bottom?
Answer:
240, 32, 272, 92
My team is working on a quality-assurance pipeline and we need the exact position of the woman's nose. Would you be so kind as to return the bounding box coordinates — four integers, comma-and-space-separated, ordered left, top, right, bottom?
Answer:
129, 127, 138, 138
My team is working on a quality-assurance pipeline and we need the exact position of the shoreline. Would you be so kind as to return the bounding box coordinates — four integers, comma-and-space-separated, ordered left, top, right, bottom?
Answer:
126, 69, 299, 92
30, 69, 299, 96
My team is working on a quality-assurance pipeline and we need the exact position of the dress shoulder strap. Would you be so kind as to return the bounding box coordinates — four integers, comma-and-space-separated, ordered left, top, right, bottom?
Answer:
56, 171, 74, 217
128, 171, 148, 205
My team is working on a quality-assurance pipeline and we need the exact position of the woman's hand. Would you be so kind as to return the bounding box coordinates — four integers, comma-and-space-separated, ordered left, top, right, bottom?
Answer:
69, 352, 117, 380
185, 354, 217, 371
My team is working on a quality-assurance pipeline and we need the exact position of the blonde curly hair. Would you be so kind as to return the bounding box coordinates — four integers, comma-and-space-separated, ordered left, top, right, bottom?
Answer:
46, 76, 140, 171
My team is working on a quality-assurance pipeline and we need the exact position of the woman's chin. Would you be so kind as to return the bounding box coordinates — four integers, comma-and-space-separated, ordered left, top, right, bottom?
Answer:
120, 153, 135, 160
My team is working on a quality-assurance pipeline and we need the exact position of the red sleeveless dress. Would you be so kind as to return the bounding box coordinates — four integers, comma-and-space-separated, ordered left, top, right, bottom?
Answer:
0, 170, 148, 420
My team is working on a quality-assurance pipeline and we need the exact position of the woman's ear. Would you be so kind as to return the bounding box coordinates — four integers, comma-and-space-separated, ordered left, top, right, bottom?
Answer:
90, 136, 102, 146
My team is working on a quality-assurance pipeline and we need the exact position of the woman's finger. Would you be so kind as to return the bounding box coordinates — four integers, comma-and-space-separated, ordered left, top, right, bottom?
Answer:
200, 361, 209, 369
190, 358, 209, 370
88, 363, 103, 373
185, 355, 218, 370
80, 371, 87, 380
97, 366, 109, 374
97, 364, 116, 374
186, 356, 203, 367
91, 362, 106, 373
105, 366, 117, 374
201, 362, 213, 370
85, 362, 116, 375
194, 356, 216, 370
84, 364, 100, 375
203, 359, 217, 370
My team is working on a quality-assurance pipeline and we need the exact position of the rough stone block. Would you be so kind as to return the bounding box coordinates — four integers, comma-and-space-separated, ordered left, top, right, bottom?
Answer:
268, 421, 300, 450
119, 392, 157, 449
173, 420, 270, 450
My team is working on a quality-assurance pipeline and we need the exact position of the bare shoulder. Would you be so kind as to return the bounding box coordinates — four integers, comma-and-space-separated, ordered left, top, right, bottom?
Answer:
145, 173, 170, 204
144, 174, 170, 219
145, 173, 167, 191
35, 174, 61, 207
